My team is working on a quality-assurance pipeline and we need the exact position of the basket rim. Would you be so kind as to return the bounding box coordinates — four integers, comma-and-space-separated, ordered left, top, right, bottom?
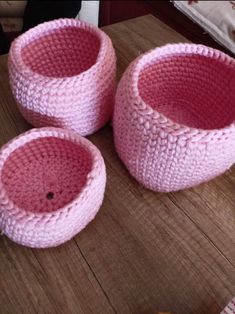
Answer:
0, 127, 104, 220
9, 18, 110, 83
130, 43, 235, 140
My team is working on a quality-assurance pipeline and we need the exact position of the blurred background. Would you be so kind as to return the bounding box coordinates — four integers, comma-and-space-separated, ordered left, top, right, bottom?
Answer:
0, 1, 234, 56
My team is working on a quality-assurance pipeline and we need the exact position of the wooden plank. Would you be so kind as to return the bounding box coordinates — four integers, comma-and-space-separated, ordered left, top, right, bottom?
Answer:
0, 15, 234, 314
0, 237, 115, 314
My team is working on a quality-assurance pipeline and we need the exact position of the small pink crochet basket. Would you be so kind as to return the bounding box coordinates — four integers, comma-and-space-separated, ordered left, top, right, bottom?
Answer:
114, 44, 235, 192
0, 127, 106, 248
8, 18, 116, 136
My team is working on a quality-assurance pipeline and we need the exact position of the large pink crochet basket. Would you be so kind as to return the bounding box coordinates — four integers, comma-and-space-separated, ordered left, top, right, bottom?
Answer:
8, 19, 116, 136
114, 44, 235, 192
0, 127, 106, 248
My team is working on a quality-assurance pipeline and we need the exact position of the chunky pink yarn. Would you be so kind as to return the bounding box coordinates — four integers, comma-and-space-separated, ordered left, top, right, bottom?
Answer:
8, 18, 116, 136
221, 298, 235, 314
113, 44, 235, 192
0, 127, 106, 248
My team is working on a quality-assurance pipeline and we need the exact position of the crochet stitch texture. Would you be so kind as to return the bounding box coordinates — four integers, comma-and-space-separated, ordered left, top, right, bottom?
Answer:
0, 127, 106, 248
8, 18, 116, 136
220, 298, 235, 314
113, 44, 235, 192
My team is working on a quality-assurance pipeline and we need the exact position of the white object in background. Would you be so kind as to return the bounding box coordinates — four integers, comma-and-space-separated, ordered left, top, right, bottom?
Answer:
77, 1, 100, 26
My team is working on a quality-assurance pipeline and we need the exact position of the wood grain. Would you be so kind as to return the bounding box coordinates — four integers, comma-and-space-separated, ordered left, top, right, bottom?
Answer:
0, 15, 234, 314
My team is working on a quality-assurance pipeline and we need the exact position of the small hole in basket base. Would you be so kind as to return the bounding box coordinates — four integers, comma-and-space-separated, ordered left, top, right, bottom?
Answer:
46, 192, 54, 200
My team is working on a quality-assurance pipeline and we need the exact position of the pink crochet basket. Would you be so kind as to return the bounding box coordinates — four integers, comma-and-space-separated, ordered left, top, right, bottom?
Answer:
0, 127, 106, 248
113, 44, 235, 192
8, 18, 116, 136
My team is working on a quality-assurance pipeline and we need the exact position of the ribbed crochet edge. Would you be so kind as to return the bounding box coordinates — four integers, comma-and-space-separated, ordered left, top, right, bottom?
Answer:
128, 43, 235, 142
8, 18, 112, 84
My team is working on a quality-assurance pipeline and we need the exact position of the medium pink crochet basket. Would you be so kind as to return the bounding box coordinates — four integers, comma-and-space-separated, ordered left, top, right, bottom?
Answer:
114, 44, 235, 192
0, 127, 106, 248
8, 18, 116, 136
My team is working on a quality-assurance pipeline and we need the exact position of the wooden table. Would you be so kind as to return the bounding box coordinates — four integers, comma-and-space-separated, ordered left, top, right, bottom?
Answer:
0, 15, 234, 314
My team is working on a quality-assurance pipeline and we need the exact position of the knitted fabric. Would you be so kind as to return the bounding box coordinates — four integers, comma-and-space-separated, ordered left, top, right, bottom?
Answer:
8, 18, 116, 136
113, 44, 235, 192
0, 127, 106, 248
221, 298, 235, 314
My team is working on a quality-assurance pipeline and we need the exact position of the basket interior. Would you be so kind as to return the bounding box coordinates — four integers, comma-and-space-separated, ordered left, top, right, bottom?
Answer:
21, 26, 101, 78
138, 54, 235, 130
1, 137, 92, 213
